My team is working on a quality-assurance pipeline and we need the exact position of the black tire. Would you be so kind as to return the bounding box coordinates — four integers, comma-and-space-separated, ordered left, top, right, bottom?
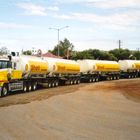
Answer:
70, 80, 73, 85
32, 82, 37, 91
23, 82, 27, 92
74, 80, 77, 84
55, 81, 59, 87
92, 78, 95, 82
128, 75, 131, 79
89, 78, 92, 83
48, 82, 51, 88
117, 76, 120, 80
95, 77, 99, 82
27, 82, 32, 92
77, 79, 80, 84
1, 84, 8, 97
52, 82, 55, 87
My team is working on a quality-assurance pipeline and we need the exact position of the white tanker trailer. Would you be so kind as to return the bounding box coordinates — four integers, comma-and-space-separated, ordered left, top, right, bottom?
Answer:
77, 59, 120, 82
42, 57, 81, 86
0, 53, 80, 97
119, 60, 140, 78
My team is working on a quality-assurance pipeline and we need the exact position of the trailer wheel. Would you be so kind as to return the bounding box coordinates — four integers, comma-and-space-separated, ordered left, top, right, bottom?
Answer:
23, 82, 27, 92
89, 78, 92, 83
52, 82, 55, 87
55, 81, 59, 87
96, 77, 99, 82
70, 80, 73, 85
74, 80, 77, 84
48, 82, 51, 88
1, 84, 8, 97
92, 78, 95, 82
77, 79, 80, 84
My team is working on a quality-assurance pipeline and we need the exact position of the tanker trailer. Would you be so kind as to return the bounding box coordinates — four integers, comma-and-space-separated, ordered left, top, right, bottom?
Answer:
119, 60, 140, 78
0, 53, 48, 97
42, 57, 80, 87
77, 59, 120, 82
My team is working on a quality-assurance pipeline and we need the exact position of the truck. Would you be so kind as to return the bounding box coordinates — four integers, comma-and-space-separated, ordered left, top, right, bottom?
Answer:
119, 60, 140, 78
0, 53, 80, 97
77, 59, 120, 82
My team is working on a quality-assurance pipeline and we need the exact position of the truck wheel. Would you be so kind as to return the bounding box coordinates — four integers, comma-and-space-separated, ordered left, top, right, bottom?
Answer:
23, 82, 27, 92
32, 82, 37, 91
28, 82, 32, 92
1, 84, 8, 97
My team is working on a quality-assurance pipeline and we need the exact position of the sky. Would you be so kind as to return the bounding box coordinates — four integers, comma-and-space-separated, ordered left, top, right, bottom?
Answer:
0, 0, 140, 53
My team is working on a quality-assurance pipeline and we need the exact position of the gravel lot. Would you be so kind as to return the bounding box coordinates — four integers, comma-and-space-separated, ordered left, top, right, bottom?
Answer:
0, 79, 140, 140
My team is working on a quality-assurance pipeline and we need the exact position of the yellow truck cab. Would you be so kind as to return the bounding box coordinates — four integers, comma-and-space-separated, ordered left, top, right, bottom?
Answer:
0, 56, 12, 96
0, 54, 22, 97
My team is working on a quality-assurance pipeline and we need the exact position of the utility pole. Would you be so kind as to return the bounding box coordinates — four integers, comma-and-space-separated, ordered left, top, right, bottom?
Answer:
137, 48, 140, 52
49, 26, 69, 56
119, 40, 121, 50
137, 48, 140, 60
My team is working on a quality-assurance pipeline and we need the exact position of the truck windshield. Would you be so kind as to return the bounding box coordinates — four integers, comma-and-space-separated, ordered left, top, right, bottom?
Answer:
0, 61, 11, 69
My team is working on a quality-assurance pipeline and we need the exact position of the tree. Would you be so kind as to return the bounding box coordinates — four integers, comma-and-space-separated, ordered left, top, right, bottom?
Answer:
133, 50, 140, 60
22, 50, 32, 55
109, 48, 131, 60
51, 38, 74, 58
0, 47, 9, 55
71, 49, 117, 60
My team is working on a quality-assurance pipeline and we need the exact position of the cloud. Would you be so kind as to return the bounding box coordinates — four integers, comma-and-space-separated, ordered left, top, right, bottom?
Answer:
74, 40, 118, 51
17, 3, 47, 16
53, 14, 72, 19
54, 10, 140, 30
0, 22, 32, 29
0, 39, 50, 53
54, 0, 140, 9
47, 6, 59, 11
87, 0, 140, 9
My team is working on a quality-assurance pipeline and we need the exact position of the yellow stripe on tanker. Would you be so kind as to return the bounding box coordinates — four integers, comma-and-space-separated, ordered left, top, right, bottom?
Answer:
42, 57, 80, 74
95, 63, 120, 71
77, 59, 120, 73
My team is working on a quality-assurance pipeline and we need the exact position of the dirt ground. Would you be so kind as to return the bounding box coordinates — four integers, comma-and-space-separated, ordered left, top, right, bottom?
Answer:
0, 79, 140, 140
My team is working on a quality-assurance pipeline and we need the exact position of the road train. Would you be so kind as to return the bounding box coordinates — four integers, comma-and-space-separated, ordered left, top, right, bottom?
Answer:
0, 52, 140, 97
